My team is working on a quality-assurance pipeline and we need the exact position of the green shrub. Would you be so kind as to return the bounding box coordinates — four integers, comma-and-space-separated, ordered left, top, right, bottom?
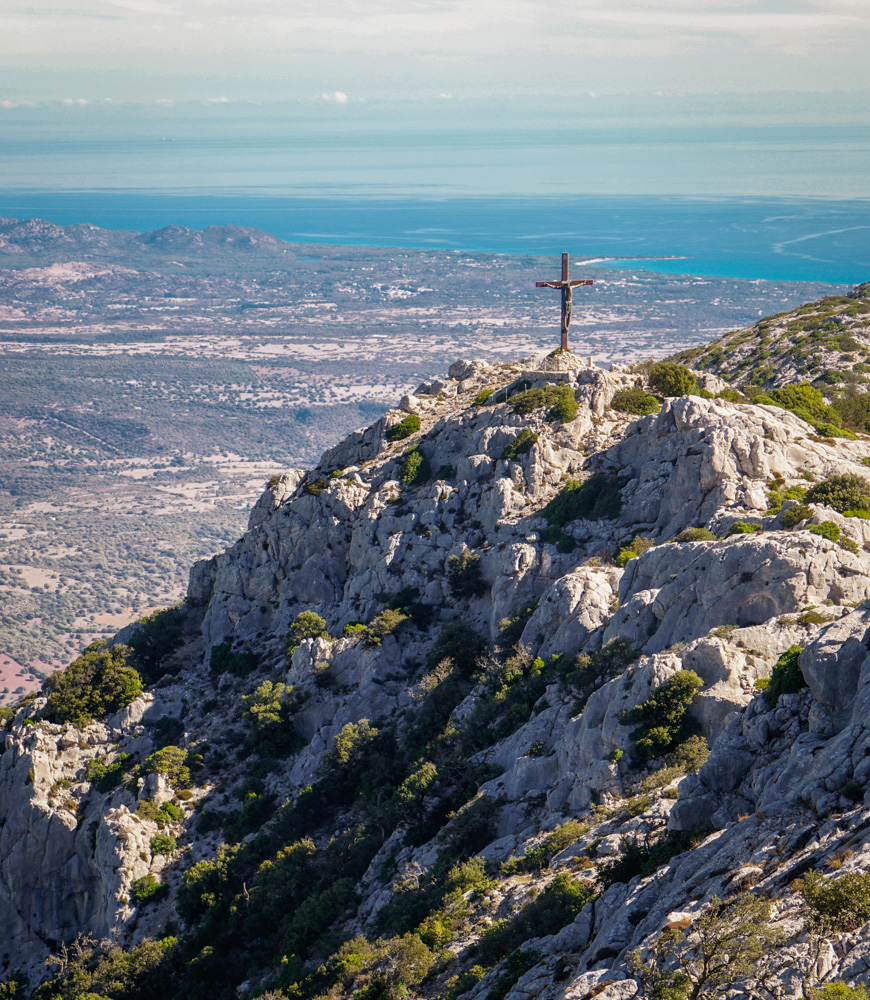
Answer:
766, 382, 840, 423
142, 746, 191, 790
476, 873, 594, 966
501, 429, 538, 462
614, 536, 654, 567
542, 473, 626, 526
150, 833, 177, 856
611, 386, 660, 416
781, 503, 813, 528
130, 874, 168, 905
809, 520, 841, 542
400, 445, 431, 485
621, 670, 704, 760
447, 550, 487, 598
386, 414, 421, 442
242, 681, 304, 756
673, 527, 717, 543
209, 639, 257, 676
649, 362, 698, 397
43, 643, 141, 727
665, 735, 710, 774
558, 637, 638, 710
726, 522, 761, 536
806, 474, 870, 514
763, 645, 805, 707
509, 387, 549, 414
85, 753, 130, 793
286, 611, 330, 654
474, 387, 494, 406
128, 604, 185, 683
808, 985, 869, 1000
800, 870, 870, 931
547, 386, 579, 423
501, 820, 588, 875
840, 537, 860, 554
364, 608, 410, 646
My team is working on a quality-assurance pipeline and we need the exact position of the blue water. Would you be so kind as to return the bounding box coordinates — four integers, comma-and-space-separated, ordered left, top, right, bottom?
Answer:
1, 192, 869, 285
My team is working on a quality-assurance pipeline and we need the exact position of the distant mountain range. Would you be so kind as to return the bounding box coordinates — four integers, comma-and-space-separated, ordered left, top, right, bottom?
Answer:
0, 217, 295, 267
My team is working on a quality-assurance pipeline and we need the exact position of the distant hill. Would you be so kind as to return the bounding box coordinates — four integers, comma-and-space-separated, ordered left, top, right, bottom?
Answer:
672, 280, 870, 391
0, 217, 296, 270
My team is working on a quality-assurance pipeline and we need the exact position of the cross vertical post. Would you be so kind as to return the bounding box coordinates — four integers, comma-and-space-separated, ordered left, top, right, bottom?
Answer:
536, 251, 594, 353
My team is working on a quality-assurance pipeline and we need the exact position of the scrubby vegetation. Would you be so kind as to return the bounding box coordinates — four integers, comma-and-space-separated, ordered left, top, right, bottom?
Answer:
446, 550, 487, 598
509, 385, 578, 422
620, 670, 704, 759
614, 536, 654, 567
542, 473, 627, 525
385, 414, 421, 442
500, 429, 538, 462
805, 474, 870, 515
649, 362, 698, 397
400, 445, 431, 486
611, 386, 660, 416
757, 645, 806, 706
42, 643, 141, 727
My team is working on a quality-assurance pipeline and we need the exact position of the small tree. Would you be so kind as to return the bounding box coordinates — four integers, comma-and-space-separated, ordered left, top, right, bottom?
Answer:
630, 895, 785, 1000
43, 643, 141, 727
386, 414, 421, 442
805, 474, 870, 514
649, 362, 698, 398
447, 550, 487, 598
286, 611, 330, 654
142, 746, 191, 790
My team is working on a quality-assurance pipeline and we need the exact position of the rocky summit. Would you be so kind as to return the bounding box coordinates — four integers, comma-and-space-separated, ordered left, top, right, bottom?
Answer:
7, 302, 870, 1000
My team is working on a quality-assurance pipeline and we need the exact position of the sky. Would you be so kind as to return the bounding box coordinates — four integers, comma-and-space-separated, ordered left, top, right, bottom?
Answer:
2, 0, 870, 105
1, 1, 869, 200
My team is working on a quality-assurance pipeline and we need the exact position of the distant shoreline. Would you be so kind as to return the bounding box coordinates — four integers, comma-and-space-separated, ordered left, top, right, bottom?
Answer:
0, 192, 868, 285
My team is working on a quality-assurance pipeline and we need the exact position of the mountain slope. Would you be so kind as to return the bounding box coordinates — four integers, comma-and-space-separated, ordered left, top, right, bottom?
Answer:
674, 281, 870, 390
5, 295, 870, 1000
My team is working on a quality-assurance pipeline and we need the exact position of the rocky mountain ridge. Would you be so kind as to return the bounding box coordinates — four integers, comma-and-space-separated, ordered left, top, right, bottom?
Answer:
5, 314, 870, 1000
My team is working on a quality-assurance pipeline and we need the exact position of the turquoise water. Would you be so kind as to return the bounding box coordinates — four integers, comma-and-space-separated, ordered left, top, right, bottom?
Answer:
0, 192, 868, 284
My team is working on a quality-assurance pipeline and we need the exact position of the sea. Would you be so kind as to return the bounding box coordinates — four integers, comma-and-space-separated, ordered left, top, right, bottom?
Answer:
0, 192, 868, 286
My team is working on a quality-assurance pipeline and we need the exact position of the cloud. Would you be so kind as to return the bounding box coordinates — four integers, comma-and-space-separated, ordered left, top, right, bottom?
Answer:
61, 97, 89, 105
206, 96, 230, 103
321, 90, 348, 104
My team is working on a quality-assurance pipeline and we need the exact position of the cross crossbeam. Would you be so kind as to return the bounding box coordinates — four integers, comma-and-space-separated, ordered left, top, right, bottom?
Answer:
535, 252, 593, 352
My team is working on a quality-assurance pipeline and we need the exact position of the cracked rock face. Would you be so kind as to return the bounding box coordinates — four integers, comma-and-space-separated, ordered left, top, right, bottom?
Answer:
6, 350, 870, 993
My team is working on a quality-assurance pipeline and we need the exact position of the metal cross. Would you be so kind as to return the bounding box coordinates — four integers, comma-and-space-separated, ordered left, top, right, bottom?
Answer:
535, 252, 594, 353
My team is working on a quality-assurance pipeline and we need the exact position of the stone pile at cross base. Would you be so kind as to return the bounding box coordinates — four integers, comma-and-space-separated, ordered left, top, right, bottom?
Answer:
3, 349, 870, 998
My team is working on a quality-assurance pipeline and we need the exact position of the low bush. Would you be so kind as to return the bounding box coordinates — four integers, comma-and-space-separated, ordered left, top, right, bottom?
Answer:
542, 473, 626, 526
386, 414, 421, 442
85, 753, 130, 793
150, 833, 177, 856
210, 639, 257, 677
781, 503, 813, 528
142, 746, 191, 790
726, 521, 761, 536
474, 387, 494, 406
43, 643, 141, 727
509, 386, 576, 420
128, 604, 185, 683
649, 362, 698, 397
761, 645, 805, 707
800, 870, 870, 931
501, 429, 538, 462
621, 670, 704, 760
286, 611, 330, 655
476, 873, 595, 965
805, 474, 870, 514
500, 820, 588, 875
614, 536, 654, 567
673, 527, 717, 543
611, 387, 660, 416
447, 550, 487, 598
400, 445, 431, 486
809, 520, 841, 542
130, 874, 168, 905
364, 608, 411, 646
242, 681, 305, 757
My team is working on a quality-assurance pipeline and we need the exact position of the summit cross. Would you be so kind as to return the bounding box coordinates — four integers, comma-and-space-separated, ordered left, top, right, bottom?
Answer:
535, 252, 594, 353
